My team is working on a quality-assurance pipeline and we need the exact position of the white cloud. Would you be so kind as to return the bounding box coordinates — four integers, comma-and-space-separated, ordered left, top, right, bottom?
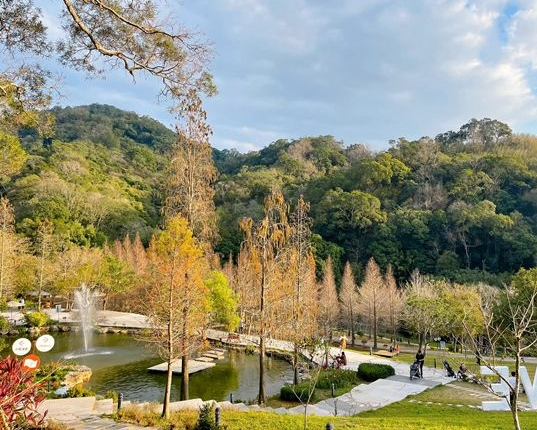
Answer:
40, 0, 537, 150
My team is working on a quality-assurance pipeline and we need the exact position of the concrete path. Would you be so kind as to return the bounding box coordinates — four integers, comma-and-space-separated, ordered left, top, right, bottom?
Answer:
40, 329, 454, 427
205, 329, 454, 417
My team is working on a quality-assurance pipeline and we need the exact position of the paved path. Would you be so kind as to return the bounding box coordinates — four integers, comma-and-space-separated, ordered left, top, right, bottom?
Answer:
41, 330, 454, 427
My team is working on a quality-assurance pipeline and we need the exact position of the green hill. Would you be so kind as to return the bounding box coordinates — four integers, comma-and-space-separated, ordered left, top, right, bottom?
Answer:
8, 108, 537, 284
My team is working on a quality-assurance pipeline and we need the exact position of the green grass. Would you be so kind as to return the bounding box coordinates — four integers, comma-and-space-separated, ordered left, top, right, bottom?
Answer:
116, 384, 537, 429
393, 351, 537, 377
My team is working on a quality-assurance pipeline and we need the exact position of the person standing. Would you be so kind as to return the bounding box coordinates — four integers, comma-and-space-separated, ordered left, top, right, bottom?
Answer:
416, 349, 425, 378
340, 335, 347, 351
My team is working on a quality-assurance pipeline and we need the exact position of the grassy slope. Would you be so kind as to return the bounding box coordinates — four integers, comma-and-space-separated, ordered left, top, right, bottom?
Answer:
117, 382, 537, 430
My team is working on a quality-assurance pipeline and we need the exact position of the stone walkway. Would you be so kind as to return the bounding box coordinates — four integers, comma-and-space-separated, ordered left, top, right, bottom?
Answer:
205, 329, 454, 417
42, 332, 454, 428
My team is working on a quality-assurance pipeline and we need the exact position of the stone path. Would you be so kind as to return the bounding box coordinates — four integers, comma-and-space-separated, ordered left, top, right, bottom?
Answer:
41, 330, 455, 427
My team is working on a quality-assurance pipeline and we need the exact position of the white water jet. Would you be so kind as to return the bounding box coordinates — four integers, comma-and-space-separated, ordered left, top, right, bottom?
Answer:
74, 284, 98, 352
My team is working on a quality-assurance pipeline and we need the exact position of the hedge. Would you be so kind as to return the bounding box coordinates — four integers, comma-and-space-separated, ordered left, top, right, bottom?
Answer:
280, 382, 313, 402
25, 311, 51, 327
358, 363, 395, 382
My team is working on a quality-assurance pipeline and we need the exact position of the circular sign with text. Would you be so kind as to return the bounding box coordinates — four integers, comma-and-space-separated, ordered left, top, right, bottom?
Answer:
35, 334, 55, 352
12, 338, 31, 356
21, 354, 40, 372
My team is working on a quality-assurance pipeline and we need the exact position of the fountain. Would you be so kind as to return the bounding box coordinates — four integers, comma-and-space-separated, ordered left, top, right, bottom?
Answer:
74, 284, 98, 352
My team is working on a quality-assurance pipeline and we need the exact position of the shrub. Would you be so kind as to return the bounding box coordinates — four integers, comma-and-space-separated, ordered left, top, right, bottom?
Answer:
358, 363, 395, 382
105, 389, 118, 402
0, 356, 47, 427
25, 311, 51, 327
0, 297, 8, 312
0, 316, 10, 331
67, 384, 95, 398
194, 402, 227, 430
280, 382, 313, 403
316, 369, 360, 390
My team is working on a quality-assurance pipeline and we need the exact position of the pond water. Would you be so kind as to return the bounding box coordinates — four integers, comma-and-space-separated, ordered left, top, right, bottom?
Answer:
19, 332, 293, 403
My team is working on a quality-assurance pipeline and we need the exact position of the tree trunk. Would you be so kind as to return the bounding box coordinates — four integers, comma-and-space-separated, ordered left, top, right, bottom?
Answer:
162, 358, 173, 418
181, 306, 189, 400
181, 354, 189, 400
373, 306, 378, 350
293, 344, 299, 386
350, 308, 355, 347
511, 342, 521, 430
258, 335, 266, 404
258, 246, 267, 405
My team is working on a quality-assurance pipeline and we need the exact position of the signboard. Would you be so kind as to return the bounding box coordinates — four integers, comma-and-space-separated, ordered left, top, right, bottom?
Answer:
481, 365, 537, 411
35, 334, 55, 352
12, 338, 31, 356
21, 354, 40, 372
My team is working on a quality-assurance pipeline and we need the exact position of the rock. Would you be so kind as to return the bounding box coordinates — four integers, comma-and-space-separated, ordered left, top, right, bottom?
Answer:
55, 387, 68, 396
65, 325, 75, 332
8, 329, 19, 336
63, 365, 92, 388
50, 325, 59, 332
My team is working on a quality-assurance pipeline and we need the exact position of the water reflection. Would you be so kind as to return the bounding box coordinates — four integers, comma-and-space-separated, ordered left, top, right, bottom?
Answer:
9, 332, 292, 403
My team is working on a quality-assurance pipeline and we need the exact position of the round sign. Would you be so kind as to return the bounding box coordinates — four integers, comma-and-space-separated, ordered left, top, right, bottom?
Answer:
35, 334, 55, 352
21, 354, 40, 372
12, 338, 31, 356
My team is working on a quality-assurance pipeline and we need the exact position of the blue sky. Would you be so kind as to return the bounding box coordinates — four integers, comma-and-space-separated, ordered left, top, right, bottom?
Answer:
40, 0, 537, 152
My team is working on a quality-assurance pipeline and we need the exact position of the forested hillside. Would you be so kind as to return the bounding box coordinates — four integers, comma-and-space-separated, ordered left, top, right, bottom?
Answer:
11, 104, 168, 245
8, 106, 537, 285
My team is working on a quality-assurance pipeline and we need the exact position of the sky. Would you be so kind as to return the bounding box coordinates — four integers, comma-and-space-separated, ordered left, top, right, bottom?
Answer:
40, 0, 537, 152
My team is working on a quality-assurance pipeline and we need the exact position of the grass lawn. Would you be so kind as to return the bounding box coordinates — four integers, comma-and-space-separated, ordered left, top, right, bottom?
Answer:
116, 383, 537, 429
393, 351, 537, 377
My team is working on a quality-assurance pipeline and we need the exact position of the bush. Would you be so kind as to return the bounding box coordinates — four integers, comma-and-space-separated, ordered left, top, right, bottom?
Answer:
0, 296, 8, 312
25, 311, 51, 327
194, 402, 227, 430
0, 356, 47, 427
105, 389, 118, 402
280, 382, 313, 403
0, 315, 10, 331
66, 384, 95, 398
316, 369, 360, 390
358, 363, 395, 382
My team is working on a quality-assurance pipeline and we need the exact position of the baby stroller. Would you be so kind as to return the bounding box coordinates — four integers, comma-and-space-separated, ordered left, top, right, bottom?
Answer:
443, 359, 456, 378
410, 361, 421, 380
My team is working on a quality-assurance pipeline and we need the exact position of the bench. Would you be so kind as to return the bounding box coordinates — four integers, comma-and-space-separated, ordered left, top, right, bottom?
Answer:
373, 350, 398, 358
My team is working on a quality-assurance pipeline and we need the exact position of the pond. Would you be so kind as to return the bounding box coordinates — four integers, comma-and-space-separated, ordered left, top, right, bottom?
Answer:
18, 332, 293, 403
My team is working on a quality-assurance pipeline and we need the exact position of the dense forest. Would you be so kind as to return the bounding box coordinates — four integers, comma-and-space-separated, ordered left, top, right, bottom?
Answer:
9, 105, 537, 285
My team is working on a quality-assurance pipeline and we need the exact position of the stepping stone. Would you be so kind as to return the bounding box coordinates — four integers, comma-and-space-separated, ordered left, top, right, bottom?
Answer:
195, 357, 214, 362
39, 397, 96, 417
168, 398, 204, 411
231, 403, 249, 411
213, 348, 226, 353
93, 398, 114, 414
148, 359, 216, 374
207, 349, 225, 356
202, 352, 225, 360
314, 400, 336, 414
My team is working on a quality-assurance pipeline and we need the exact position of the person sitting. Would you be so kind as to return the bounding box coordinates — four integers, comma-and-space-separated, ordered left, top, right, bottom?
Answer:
457, 363, 468, 380
334, 351, 347, 368
339, 351, 347, 366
